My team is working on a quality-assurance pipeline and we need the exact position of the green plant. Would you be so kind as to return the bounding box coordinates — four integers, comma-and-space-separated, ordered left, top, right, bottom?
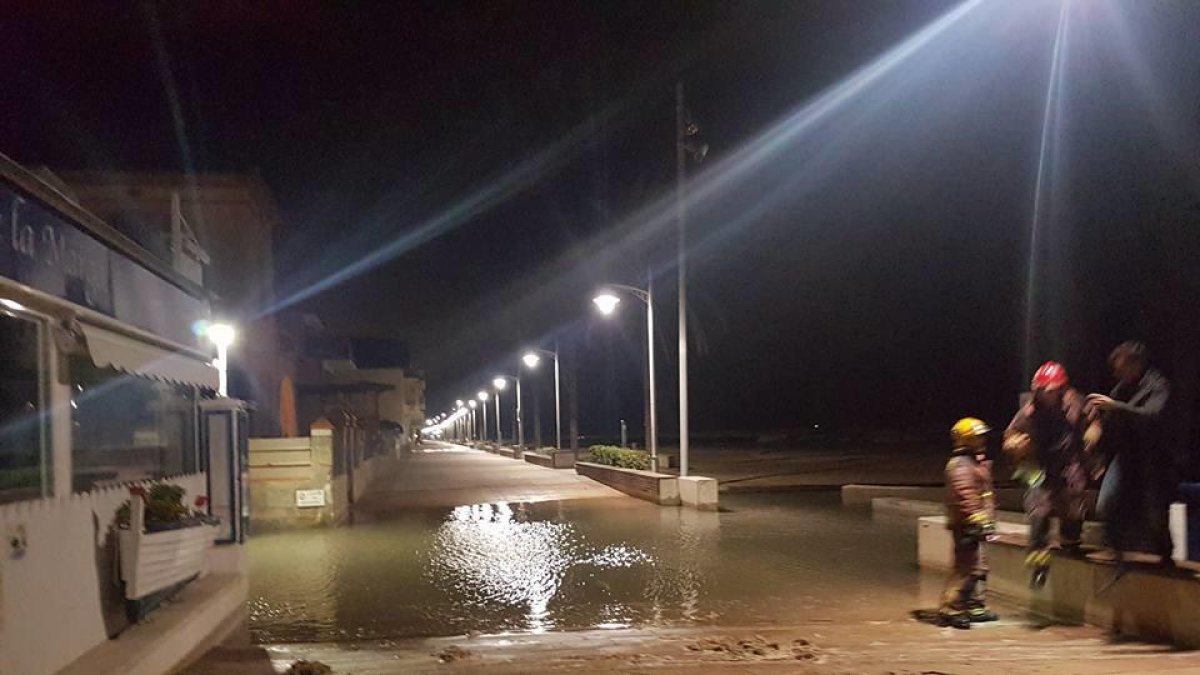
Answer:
587, 445, 651, 471
116, 483, 218, 531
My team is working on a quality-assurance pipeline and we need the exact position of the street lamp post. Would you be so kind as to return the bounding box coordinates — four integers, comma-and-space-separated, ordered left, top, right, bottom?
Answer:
593, 282, 657, 460
455, 400, 465, 442
674, 82, 706, 477
206, 323, 236, 398
494, 374, 523, 447
468, 399, 478, 442
492, 377, 506, 444
477, 391, 490, 442
523, 347, 561, 450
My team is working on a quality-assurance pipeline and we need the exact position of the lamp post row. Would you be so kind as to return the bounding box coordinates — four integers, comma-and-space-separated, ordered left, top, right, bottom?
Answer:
427, 84, 700, 474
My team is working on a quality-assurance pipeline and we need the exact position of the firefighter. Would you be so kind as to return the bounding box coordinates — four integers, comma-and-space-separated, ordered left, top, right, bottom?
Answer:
939, 417, 998, 630
1003, 362, 1100, 589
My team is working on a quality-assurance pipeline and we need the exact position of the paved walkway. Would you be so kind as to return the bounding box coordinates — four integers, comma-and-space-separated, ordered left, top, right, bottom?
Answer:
188, 614, 1200, 674
352, 442, 623, 512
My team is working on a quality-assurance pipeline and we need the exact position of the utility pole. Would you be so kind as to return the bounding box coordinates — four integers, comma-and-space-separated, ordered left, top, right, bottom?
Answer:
676, 81, 690, 477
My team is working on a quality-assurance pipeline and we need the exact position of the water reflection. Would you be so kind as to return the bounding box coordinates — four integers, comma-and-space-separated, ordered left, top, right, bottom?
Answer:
246, 493, 921, 643
430, 502, 575, 632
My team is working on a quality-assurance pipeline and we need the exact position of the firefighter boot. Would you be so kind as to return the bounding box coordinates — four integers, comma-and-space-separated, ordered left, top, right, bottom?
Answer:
1027, 550, 1051, 590
938, 612, 972, 630
968, 605, 999, 623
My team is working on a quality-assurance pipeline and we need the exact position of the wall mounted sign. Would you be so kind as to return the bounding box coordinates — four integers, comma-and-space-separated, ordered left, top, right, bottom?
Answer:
1, 185, 208, 346
295, 489, 326, 508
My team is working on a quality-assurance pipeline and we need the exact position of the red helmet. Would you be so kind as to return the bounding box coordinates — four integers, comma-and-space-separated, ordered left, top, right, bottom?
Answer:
1031, 361, 1068, 390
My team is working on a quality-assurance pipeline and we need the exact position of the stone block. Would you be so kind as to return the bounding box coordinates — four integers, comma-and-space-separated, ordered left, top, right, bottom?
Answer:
678, 476, 718, 511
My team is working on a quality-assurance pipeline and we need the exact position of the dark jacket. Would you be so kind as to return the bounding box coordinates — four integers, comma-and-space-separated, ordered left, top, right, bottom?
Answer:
1006, 387, 1087, 472
1103, 368, 1171, 470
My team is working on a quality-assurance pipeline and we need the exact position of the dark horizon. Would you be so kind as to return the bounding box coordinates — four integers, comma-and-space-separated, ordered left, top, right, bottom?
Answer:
5, 0, 1199, 445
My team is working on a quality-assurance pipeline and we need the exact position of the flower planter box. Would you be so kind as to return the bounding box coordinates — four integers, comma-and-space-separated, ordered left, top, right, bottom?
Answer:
525, 451, 576, 469
118, 525, 217, 600
575, 461, 679, 505
118, 494, 217, 601
496, 446, 522, 459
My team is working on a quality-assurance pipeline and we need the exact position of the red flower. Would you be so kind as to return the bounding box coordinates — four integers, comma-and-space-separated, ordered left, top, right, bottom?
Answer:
194, 495, 209, 508
129, 486, 147, 497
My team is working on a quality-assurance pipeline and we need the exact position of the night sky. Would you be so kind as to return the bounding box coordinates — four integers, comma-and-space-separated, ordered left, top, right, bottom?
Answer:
5, 1, 1200, 443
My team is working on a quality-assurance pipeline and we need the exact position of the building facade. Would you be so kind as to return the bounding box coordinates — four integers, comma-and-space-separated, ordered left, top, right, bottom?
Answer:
54, 170, 291, 438
0, 154, 236, 674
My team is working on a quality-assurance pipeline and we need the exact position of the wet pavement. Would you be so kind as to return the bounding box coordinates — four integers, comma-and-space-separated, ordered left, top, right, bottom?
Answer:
247, 491, 921, 643
190, 444, 1199, 673
351, 442, 621, 511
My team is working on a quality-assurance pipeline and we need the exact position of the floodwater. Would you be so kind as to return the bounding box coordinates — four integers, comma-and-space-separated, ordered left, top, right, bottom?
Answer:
247, 493, 933, 643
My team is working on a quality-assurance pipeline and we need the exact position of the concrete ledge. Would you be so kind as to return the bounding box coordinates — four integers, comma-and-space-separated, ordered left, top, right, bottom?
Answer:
576, 461, 680, 506
874, 498, 1043, 526
917, 515, 1200, 648
525, 451, 576, 469
843, 484, 1026, 510
678, 476, 719, 511
58, 573, 248, 675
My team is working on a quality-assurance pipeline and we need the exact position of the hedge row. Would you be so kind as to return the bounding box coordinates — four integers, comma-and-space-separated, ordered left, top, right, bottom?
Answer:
587, 445, 651, 471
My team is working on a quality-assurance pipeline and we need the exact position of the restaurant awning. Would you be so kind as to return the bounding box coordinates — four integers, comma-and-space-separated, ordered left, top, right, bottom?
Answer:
81, 322, 219, 390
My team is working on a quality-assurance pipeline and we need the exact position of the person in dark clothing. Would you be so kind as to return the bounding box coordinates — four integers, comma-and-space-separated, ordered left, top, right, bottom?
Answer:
939, 417, 997, 630
1087, 341, 1175, 564
1004, 361, 1101, 589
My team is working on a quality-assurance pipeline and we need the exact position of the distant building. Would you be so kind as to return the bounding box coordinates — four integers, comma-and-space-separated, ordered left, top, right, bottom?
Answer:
282, 315, 426, 443
55, 170, 292, 437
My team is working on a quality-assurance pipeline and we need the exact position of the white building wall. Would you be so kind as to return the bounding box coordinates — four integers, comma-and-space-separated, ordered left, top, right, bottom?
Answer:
0, 473, 207, 675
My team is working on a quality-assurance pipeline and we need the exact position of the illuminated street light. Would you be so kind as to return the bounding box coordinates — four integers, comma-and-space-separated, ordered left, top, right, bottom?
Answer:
206, 322, 236, 397
478, 391, 490, 442
522, 347, 561, 450
592, 293, 621, 316
491, 378, 507, 444
593, 283, 657, 460
494, 374, 523, 448
468, 399, 478, 442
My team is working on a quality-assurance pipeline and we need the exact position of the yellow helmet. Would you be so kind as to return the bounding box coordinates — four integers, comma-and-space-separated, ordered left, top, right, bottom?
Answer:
951, 417, 991, 448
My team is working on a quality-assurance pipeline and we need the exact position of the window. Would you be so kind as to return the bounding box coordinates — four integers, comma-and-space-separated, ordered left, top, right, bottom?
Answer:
0, 311, 48, 503
71, 365, 198, 492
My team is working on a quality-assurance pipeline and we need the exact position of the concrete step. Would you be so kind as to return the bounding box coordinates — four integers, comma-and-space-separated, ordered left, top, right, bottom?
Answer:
876, 498, 1106, 544
918, 515, 1200, 648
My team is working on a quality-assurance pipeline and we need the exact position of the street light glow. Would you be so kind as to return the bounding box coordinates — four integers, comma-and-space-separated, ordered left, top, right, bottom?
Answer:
455, 399, 464, 408
493, 377, 507, 390
593, 293, 621, 316
522, 352, 541, 368
206, 322, 236, 349
478, 390, 489, 401
468, 400, 477, 409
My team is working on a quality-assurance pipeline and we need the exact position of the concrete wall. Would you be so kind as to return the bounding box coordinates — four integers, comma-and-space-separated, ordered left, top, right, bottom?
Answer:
248, 436, 334, 527
918, 515, 1200, 648
249, 430, 397, 528
575, 462, 680, 506
0, 473, 207, 675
